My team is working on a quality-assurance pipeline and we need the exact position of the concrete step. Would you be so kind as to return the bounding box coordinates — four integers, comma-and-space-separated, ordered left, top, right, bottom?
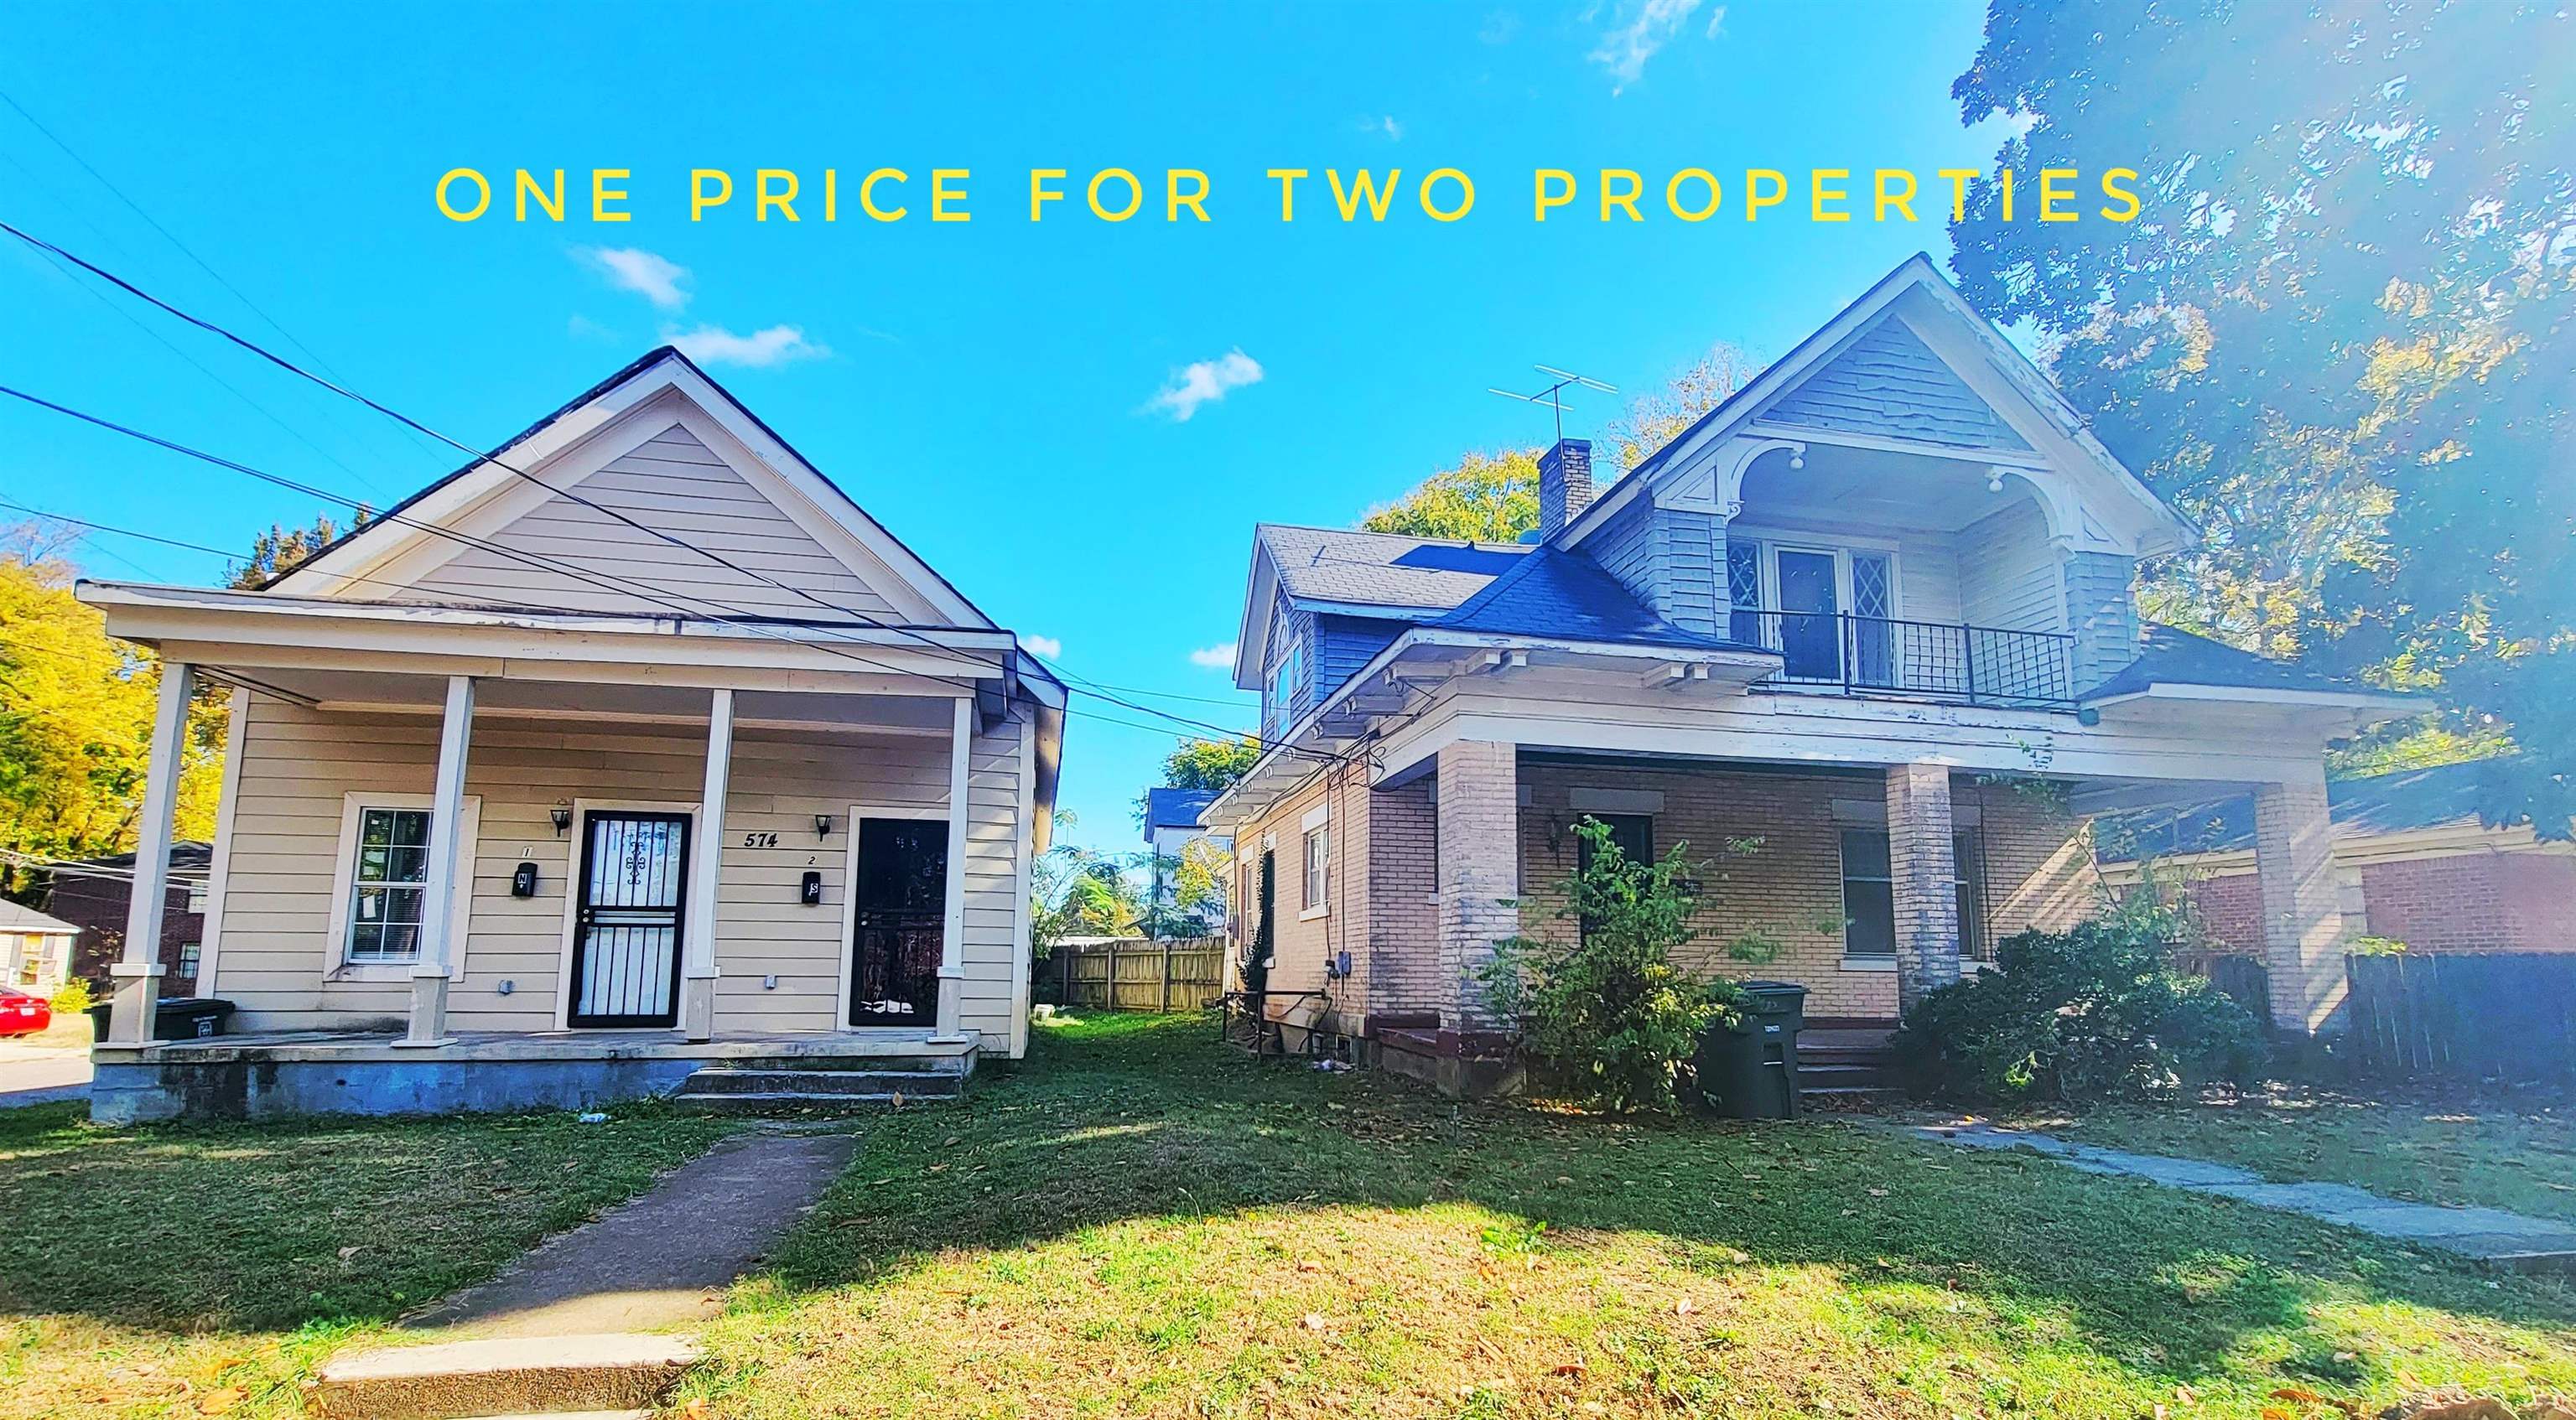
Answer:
1798, 1062, 1898, 1090
313, 1333, 696, 1420
669, 1090, 925, 1113
678, 1067, 962, 1097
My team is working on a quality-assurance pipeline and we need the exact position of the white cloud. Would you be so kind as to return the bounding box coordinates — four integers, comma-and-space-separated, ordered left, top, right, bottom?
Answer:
1363, 114, 1404, 141
1023, 635, 1062, 660
1703, 3, 1727, 38
1188, 642, 1237, 669
574, 246, 692, 309
1592, 0, 1703, 93
1147, 350, 1264, 422
565, 314, 617, 341
664, 324, 830, 368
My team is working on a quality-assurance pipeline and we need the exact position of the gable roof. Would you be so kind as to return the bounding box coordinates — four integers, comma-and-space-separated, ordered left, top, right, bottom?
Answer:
1143, 787, 1220, 837
1561, 252, 2193, 557
271, 347, 997, 630
1762, 315, 2033, 451
2097, 759, 2532, 862
0, 899, 78, 934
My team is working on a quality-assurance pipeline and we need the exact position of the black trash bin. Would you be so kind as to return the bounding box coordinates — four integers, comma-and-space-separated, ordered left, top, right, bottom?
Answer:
87, 998, 235, 1042
1697, 980, 1808, 1118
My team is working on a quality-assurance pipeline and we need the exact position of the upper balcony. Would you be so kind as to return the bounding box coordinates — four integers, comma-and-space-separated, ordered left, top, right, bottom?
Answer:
1731, 609, 2076, 711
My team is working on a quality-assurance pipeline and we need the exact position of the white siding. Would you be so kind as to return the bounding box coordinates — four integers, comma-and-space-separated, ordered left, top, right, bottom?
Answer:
209, 692, 1031, 1051
1956, 500, 2064, 632
411, 426, 908, 622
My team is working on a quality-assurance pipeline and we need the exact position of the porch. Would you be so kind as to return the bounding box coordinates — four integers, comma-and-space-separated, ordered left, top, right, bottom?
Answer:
89, 1025, 979, 1122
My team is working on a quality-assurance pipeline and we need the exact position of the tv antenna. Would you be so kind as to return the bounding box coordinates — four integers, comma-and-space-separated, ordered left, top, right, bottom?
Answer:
1488, 365, 1618, 442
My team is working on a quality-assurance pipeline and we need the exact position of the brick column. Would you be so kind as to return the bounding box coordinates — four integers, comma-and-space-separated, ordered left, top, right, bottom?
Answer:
1885, 763, 1961, 1015
2255, 769, 2346, 1034
1435, 741, 1519, 1029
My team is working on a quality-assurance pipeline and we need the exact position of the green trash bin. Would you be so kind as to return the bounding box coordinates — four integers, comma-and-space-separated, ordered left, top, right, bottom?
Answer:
1697, 980, 1809, 1118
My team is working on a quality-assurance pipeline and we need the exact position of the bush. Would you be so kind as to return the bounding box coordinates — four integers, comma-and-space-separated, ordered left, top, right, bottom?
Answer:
1480, 818, 1739, 1113
1890, 916, 2268, 1104
46, 977, 93, 1015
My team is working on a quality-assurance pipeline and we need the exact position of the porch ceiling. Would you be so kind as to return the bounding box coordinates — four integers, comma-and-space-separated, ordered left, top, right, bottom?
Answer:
211, 665, 962, 732
1738, 442, 2030, 536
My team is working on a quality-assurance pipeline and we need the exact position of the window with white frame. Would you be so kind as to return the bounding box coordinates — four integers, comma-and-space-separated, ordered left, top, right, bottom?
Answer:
1267, 635, 1307, 737
344, 806, 434, 962
185, 882, 208, 914
176, 941, 201, 979
1301, 822, 1329, 910
1837, 828, 1985, 960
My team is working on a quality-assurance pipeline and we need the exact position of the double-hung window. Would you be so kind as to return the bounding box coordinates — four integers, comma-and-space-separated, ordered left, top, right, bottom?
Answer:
1267, 635, 1307, 739
345, 807, 434, 963
1301, 822, 1330, 912
1838, 828, 1987, 961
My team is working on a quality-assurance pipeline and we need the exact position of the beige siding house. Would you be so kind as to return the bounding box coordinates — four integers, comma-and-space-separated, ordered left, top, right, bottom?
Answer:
80, 349, 1062, 1121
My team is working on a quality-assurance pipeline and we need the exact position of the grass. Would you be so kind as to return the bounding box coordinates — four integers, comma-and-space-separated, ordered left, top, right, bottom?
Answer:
692, 1013, 2576, 1420
0, 1101, 734, 1419
2031, 1088, 2576, 1226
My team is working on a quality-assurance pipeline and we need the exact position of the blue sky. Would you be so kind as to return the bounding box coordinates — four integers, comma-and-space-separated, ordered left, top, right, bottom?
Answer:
3, 1, 2014, 855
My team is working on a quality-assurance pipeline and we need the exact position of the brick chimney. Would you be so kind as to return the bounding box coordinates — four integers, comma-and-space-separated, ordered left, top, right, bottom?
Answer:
1536, 438, 1594, 540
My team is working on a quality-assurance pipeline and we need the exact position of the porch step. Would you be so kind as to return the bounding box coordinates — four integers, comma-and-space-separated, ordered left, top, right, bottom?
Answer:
312, 1333, 695, 1420
1797, 1061, 1899, 1091
667, 1065, 963, 1112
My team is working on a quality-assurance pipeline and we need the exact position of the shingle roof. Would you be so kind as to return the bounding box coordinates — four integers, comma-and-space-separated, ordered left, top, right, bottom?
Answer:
1431, 547, 1758, 650
1143, 787, 1220, 836
1256, 525, 1530, 613
67, 842, 214, 872
0, 899, 78, 934
2085, 625, 2376, 700
2096, 760, 2520, 862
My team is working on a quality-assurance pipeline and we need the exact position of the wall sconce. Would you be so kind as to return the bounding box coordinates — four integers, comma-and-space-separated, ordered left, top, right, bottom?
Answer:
549, 806, 574, 836
813, 813, 834, 839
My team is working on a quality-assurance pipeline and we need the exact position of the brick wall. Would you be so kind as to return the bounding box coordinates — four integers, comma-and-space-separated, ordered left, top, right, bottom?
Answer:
1365, 777, 1441, 1018
1511, 762, 2091, 1020
1228, 761, 1374, 1034
55, 872, 207, 989
2360, 852, 2576, 952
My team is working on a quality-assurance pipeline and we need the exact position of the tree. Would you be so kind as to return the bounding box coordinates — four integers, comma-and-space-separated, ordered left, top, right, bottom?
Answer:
231, 509, 367, 588
1159, 736, 1260, 792
1030, 812, 1144, 958
1949, 0, 2576, 833
0, 551, 221, 894
1358, 345, 1752, 542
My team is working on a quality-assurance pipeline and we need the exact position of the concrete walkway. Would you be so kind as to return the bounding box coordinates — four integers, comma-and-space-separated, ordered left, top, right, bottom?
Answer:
1905, 1120, 2576, 1272
404, 1123, 860, 1337
0, 1040, 91, 1109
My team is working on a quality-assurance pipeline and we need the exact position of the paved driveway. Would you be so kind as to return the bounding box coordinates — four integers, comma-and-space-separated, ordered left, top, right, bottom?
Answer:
0, 1039, 91, 1109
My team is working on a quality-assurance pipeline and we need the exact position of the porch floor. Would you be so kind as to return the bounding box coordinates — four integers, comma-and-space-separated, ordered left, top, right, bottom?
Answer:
93, 1026, 983, 1067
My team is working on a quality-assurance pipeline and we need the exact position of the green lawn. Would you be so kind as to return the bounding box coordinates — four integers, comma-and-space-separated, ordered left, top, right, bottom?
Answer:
0, 1101, 733, 1419
2032, 1090, 2576, 1226
692, 1013, 2576, 1420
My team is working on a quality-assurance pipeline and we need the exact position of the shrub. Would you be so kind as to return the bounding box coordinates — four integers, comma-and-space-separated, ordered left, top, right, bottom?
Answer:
46, 977, 94, 1015
1480, 818, 1738, 1113
1890, 915, 2268, 1104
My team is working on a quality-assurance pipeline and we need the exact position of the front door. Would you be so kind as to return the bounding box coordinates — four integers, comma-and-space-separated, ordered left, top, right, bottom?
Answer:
569, 811, 691, 1029
1775, 548, 1842, 681
849, 817, 948, 1028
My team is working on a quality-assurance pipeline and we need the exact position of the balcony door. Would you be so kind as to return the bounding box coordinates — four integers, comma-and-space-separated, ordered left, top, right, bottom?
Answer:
1774, 548, 1841, 681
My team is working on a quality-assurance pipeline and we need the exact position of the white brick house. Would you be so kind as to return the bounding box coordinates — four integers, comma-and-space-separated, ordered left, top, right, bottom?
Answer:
1202, 256, 2410, 1091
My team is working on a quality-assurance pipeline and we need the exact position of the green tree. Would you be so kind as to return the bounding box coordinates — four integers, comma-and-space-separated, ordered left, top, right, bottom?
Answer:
1949, 0, 2576, 833
0, 550, 221, 893
1159, 736, 1260, 792
231, 509, 367, 588
1360, 347, 1751, 542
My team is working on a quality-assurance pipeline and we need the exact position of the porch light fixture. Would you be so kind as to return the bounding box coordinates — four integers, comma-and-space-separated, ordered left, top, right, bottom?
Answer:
814, 813, 834, 839
549, 806, 574, 836
1987, 465, 2008, 494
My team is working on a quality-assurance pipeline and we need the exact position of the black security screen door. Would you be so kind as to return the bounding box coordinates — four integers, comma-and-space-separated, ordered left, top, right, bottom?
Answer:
1776, 549, 1841, 681
569, 811, 691, 1029
850, 817, 948, 1028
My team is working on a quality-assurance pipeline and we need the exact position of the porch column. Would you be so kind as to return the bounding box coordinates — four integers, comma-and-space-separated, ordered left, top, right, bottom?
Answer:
929, 697, 972, 1043
400, 675, 475, 1047
105, 661, 193, 1045
1435, 740, 1519, 1031
1886, 762, 1961, 1016
2255, 767, 2346, 1034
679, 687, 733, 1041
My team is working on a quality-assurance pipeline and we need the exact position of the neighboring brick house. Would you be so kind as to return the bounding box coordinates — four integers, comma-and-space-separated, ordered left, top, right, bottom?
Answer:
1202, 255, 2416, 1093
2097, 761, 2575, 956
47, 843, 213, 992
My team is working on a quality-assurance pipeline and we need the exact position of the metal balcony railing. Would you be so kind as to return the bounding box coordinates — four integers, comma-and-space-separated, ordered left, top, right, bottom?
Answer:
1731, 609, 2076, 710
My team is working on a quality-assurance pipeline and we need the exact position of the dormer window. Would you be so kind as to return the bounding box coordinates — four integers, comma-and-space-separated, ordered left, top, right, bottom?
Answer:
1266, 635, 1307, 736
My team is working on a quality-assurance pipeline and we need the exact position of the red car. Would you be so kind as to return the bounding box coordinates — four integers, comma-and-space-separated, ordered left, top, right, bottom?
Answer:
0, 987, 52, 1037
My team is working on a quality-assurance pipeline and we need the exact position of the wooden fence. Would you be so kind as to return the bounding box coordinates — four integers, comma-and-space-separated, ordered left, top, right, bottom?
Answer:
2345, 951, 2576, 1082
2170, 949, 2273, 1029
1053, 937, 1228, 1013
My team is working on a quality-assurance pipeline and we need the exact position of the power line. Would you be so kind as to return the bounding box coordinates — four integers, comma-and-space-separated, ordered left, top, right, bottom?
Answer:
0, 222, 1331, 762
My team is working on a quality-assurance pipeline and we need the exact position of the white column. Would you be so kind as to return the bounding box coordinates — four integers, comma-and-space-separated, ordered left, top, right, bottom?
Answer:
2256, 767, 2346, 1034
399, 675, 475, 1047
105, 661, 194, 1045
679, 687, 734, 1041
929, 696, 972, 1043
1886, 762, 1961, 1015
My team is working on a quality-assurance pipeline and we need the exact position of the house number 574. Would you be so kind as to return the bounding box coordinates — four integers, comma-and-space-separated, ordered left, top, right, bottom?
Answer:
740, 831, 779, 847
